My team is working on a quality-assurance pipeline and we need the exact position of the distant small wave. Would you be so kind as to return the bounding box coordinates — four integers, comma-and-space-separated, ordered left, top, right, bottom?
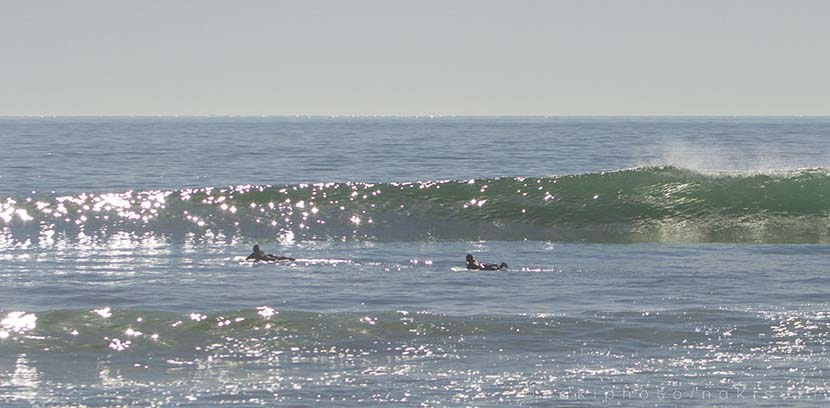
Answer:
2, 306, 826, 355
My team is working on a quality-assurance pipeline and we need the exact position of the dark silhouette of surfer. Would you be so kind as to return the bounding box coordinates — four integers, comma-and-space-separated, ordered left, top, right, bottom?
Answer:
465, 254, 508, 271
246, 244, 295, 262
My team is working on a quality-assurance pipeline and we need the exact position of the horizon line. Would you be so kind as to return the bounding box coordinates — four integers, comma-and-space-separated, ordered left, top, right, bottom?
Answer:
2, 114, 829, 119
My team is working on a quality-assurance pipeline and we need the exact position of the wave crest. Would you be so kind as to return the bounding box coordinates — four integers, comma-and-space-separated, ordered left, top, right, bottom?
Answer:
3, 166, 830, 244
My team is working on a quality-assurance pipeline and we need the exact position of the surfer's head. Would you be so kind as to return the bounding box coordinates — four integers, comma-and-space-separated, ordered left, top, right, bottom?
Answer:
253, 244, 261, 252
466, 254, 475, 263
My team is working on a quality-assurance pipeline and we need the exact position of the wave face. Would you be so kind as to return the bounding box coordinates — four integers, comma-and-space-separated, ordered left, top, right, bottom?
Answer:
2, 166, 830, 244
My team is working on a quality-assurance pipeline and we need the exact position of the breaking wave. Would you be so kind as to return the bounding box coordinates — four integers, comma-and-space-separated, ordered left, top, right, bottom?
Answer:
2, 166, 830, 244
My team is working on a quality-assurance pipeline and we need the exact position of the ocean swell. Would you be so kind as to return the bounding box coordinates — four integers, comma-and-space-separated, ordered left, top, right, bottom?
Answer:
2, 166, 830, 244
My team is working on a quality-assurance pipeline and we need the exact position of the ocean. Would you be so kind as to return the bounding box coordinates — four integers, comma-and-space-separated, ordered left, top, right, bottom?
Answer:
2, 117, 830, 406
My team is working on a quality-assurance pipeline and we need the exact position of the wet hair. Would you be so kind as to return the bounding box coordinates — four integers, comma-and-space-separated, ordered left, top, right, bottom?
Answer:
466, 254, 474, 262
253, 244, 261, 251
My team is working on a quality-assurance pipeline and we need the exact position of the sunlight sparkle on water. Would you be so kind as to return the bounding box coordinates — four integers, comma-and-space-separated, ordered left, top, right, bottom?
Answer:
1, 311, 37, 335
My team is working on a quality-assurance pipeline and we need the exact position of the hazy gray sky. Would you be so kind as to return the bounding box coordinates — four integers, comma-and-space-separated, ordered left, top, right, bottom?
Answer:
2, 1, 828, 115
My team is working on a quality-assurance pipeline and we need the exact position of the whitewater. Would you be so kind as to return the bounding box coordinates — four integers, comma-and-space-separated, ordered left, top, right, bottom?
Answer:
2, 117, 830, 406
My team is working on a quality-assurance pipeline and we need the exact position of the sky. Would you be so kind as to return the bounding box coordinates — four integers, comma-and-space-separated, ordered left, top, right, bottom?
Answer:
1, 1, 828, 116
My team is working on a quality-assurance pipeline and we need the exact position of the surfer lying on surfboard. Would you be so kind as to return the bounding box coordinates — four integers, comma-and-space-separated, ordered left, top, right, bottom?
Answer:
465, 254, 508, 271
246, 244, 295, 262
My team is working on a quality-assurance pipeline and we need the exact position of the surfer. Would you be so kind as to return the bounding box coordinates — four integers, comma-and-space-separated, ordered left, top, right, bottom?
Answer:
246, 244, 295, 262
465, 254, 508, 271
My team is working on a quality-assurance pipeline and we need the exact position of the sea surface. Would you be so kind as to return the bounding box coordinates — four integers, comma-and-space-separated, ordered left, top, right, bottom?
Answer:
2, 117, 830, 406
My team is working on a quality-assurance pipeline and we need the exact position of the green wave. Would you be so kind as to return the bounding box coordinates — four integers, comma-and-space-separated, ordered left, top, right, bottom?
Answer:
2, 166, 830, 243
